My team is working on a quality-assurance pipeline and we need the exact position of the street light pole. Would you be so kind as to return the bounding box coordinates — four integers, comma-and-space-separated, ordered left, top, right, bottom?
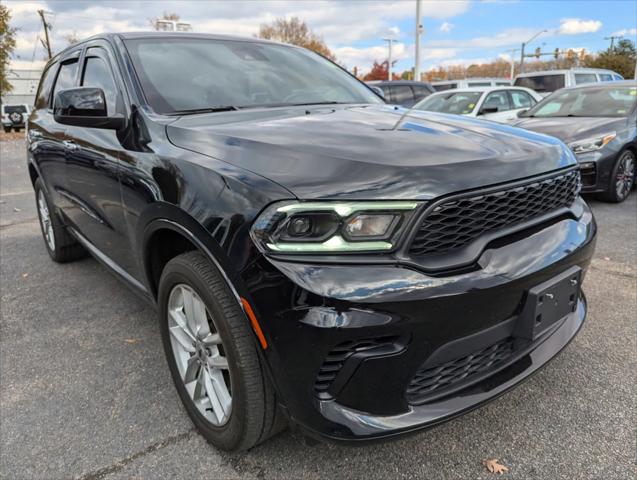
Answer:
519, 29, 547, 74
383, 38, 396, 81
414, 0, 423, 82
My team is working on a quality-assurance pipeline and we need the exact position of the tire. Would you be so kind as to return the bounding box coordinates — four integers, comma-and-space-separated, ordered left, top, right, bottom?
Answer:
3, 127, 11, 133
602, 149, 635, 203
34, 178, 87, 262
158, 251, 283, 451
14, 127, 21, 133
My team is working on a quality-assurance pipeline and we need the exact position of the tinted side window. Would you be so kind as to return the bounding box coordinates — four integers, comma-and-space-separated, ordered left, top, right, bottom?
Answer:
389, 85, 414, 105
412, 85, 432, 101
35, 63, 57, 109
81, 54, 118, 114
598, 74, 613, 82
433, 83, 457, 92
514, 75, 565, 92
509, 90, 535, 109
574, 73, 597, 85
52, 60, 79, 104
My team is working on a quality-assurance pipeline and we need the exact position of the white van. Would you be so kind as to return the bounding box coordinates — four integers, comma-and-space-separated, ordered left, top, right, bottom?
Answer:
513, 68, 623, 95
431, 78, 512, 92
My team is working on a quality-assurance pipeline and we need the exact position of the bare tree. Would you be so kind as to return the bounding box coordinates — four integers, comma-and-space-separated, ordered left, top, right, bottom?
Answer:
258, 17, 336, 61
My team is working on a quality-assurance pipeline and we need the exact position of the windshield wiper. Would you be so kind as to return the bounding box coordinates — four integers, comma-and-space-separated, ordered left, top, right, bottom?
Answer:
167, 106, 239, 116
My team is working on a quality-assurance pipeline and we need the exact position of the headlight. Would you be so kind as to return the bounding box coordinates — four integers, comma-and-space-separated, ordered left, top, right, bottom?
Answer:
569, 132, 616, 154
250, 201, 420, 253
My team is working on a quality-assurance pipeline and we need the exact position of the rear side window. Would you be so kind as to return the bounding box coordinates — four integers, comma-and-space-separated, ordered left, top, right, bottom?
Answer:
81, 54, 118, 115
514, 74, 565, 93
52, 59, 79, 105
35, 63, 57, 109
509, 90, 536, 109
468, 82, 491, 87
598, 74, 613, 82
412, 85, 432, 101
482, 91, 511, 112
575, 73, 597, 85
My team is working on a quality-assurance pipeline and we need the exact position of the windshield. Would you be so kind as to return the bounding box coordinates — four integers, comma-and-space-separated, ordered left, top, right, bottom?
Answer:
124, 38, 381, 114
514, 74, 565, 92
3, 105, 27, 114
525, 85, 637, 118
413, 91, 482, 114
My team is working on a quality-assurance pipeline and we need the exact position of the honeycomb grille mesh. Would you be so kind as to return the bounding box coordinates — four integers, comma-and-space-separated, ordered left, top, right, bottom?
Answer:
314, 337, 397, 394
406, 338, 515, 403
409, 169, 580, 257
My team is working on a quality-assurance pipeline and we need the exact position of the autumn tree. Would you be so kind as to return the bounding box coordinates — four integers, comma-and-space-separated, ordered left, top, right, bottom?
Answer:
258, 17, 336, 61
0, 4, 17, 96
584, 39, 636, 79
362, 61, 400, 81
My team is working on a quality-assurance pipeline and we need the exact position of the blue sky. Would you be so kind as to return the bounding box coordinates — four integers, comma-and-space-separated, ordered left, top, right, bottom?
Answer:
6, 0, 637, 74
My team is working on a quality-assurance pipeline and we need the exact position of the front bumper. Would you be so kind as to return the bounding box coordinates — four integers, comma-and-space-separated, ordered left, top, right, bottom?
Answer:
576, 148, 620, 193
242, 197, 596, 443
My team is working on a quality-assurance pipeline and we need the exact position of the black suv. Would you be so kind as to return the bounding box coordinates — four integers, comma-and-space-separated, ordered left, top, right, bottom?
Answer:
27, 33, 596, 451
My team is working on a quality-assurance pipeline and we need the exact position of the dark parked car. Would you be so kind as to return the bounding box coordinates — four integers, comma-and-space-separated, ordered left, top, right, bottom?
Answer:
28, 33, 596, 452
366, 80, 435, 107
514, 81, 636, 202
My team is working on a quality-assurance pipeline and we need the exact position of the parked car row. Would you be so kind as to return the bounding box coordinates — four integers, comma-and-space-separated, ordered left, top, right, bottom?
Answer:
513, 68, 624, 95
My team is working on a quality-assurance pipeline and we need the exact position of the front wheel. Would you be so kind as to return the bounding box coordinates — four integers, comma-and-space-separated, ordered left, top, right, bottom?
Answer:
3, 126, 11, 133
602, 149, 635, 203
158, 251, 283, 451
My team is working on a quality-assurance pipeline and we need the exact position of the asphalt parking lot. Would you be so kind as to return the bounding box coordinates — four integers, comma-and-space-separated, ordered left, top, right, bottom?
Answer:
1, 137, 635, 480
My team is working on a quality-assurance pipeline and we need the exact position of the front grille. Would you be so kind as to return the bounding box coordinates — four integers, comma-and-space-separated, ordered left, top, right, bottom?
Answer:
314, 336, 398, 395
406, 338, 515, 404
409, 169, 580, 257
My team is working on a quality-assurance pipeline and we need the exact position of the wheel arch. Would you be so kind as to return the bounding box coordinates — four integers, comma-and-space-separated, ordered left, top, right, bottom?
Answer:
138, 203, 246, 305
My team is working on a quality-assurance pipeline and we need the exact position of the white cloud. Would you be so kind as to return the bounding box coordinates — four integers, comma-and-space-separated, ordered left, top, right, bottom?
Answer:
440, 22, 453, 33
558, 18, 602, 35
612, 28, 637, 37
428, 27, 552, 49
5, 0, 470, 71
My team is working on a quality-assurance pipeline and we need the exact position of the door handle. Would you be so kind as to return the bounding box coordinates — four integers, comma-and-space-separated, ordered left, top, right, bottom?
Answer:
63, 140, 78, 151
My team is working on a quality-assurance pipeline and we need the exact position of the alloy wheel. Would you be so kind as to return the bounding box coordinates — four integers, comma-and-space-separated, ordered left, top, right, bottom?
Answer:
615, 152, 635, 200
38, 189, 55, 251
167, 284, 232, 426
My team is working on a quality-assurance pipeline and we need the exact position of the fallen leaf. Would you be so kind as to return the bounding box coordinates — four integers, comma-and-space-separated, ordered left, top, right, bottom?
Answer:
124, 338, 140, 344
483, 459, 509, 475
13, 207, 21, 212
22, 273, 28, 278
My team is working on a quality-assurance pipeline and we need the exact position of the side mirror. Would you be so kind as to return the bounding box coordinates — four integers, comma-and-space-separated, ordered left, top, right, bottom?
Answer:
479, 106, 499, 115
370, 86, 386, 100
54, 87, 125, 130
517, 109, 528, 117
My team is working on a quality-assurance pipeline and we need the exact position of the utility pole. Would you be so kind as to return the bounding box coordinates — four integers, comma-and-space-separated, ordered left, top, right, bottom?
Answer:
37, 10, 52, 60
519, 29, 547, 74
604, 35, 622, 50
414, 0, 423, 82
382, 38, 397, 81
504, 48, 519, 79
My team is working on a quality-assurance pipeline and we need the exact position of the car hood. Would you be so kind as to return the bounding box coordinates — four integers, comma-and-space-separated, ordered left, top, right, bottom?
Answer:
512, 116, 626, 145
167, 104, 574, 200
